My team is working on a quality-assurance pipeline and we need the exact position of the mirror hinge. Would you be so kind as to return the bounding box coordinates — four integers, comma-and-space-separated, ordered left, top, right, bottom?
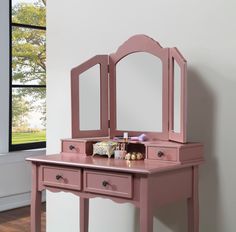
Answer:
108, 120, 110, 128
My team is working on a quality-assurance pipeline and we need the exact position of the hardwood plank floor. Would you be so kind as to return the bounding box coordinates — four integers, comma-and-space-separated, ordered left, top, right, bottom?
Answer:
0, 204, 46, 232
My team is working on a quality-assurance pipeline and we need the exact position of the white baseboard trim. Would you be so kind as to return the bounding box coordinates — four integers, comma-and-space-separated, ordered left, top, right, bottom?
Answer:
0, 191, 46, 212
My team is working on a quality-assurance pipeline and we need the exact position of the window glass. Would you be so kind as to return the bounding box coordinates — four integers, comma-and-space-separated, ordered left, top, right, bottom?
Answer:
12, 27, 46, 85
10, 0, 46, 150
12, 0, 46, 27
12, 88, 46, 144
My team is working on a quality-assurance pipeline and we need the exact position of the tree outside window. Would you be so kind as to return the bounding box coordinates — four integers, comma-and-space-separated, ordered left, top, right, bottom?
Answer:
10, 0, 46, 150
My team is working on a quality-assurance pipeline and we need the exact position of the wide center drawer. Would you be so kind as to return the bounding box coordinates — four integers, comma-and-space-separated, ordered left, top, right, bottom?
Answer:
42, 166, 81, 190
83, 170, 133, 198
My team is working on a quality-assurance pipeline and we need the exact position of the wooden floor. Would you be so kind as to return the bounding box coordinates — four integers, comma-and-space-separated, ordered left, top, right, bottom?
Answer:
0, 204, 46, 232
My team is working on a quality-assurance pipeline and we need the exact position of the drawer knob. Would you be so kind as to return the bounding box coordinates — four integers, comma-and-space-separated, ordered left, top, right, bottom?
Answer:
157, 151, 164, 157
56, 175, 63, 180
69, 145, 75, 150
102, 181, 109, 187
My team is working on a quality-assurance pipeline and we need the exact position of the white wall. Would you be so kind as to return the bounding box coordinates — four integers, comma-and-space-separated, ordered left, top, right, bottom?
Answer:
47, 0, 236, 231
0, 150, 46, 211
0, 0, 9, 153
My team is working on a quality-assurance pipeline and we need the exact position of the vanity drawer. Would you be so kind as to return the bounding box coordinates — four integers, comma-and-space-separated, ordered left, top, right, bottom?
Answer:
42, 166, 81, 190
62, 141, 85, 154
83, 170, 133, 198
147, 146, 177, 161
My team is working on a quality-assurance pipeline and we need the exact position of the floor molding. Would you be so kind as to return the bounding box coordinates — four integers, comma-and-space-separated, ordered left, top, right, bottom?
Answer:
0, 191, 46, 212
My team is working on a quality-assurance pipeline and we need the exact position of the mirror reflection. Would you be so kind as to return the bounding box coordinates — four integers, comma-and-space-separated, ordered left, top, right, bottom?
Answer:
173, 60, 181, 133
116, 52, 163, 132
79, 64, 100, 130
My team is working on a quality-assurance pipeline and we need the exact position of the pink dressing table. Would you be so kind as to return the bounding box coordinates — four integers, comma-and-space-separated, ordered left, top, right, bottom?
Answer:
27, 35, 204, 232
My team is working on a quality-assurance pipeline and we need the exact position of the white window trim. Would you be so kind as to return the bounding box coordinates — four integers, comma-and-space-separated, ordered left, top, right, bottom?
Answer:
0, 0, 10, 153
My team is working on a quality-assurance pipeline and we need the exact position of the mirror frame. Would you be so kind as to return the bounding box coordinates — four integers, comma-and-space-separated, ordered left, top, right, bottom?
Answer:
109, 35, 169, 140
169, 48, 187, 143
71, 55, 109, 138
70, 34, 188, 143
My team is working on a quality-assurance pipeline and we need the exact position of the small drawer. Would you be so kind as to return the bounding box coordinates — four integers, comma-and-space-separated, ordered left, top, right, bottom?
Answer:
147, 146, 177, 161
62, 141, 85, 154
42, 166, 81, 190
84, 170, 133, 198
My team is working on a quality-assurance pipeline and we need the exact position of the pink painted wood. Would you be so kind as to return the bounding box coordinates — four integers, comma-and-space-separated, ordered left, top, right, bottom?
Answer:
80, 197, 89, 232
109, 34, 169, 141
27, 153, 202, 232
62, 141, 85, 154
169, 47, 187, 143
187, 166, 199, 232
83, 170, 133, 198
140, 176, 154, 232
42, 165, 81, 190
147, 146, 177, 161
30, 163, 42, 232
27, 35, 203, 232
71, 55, 109, 138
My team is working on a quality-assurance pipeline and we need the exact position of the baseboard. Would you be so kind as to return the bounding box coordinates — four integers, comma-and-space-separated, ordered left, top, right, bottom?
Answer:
0, 191, 46, 212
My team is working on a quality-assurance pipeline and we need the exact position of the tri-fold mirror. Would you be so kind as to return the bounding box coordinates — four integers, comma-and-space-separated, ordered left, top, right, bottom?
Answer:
71, 35, 187, 143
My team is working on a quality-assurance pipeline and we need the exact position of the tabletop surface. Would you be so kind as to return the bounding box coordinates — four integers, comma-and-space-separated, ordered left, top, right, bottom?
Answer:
26, 153, 200, 174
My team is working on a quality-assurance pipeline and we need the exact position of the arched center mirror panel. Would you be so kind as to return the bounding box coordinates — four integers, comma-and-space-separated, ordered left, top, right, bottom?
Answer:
109, 35, 169, 140
116, 52, 163, 132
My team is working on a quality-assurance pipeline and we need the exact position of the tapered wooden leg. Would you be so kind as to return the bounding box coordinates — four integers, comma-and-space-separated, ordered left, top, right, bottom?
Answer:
80, 197, 89, 232
31, 163, 42, 232
188, 166, 199, 232
140, 177, 153, 232
140, 204, 153, 232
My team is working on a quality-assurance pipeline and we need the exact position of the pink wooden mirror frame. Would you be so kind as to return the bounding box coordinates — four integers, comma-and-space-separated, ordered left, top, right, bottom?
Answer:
70, 35, 187, 143
71, 55, 109, 138
109, 35, 169, 141
169, 48, 187, 143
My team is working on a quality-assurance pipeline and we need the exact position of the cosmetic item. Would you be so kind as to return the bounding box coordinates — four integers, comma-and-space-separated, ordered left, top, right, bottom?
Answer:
125, 153, 131, 160
131, 153, 137, 160
114, 142, 127, 159
130, 133, 148, 142
136, 152, 144, 160
123, 132, 128, 142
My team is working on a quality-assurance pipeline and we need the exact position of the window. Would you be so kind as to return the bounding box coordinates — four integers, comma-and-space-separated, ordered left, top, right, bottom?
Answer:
9, 0, 46, 151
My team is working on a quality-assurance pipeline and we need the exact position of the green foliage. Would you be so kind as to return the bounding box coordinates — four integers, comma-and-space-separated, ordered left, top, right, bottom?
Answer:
12, 93, 30, 128
12, 0, 46, 85
12, 0, 46, 133
12, 27, 46, 85
12, 1, 46, 27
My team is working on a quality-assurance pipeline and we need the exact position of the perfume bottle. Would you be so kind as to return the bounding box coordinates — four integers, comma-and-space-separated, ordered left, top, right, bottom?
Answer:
123, 132, 128, 143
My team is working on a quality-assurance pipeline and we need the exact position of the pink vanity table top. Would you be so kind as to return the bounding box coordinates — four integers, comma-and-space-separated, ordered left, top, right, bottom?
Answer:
28, 152, 201, 175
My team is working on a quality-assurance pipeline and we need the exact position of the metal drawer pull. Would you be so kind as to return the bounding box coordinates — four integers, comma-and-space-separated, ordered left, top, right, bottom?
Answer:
56, 174, 64, 180
69, 145, 75, 150
102, 181, 110, 187
157, 151, 164, 157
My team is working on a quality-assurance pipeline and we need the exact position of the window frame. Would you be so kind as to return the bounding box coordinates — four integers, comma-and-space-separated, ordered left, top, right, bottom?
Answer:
9, 0, 46, 151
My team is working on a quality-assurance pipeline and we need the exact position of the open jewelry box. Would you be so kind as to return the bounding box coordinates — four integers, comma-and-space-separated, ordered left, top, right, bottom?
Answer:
61, 34, 203, 164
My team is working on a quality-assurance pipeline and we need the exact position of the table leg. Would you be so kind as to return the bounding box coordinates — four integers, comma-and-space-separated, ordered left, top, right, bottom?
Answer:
140, 204, 153, 232
31, 163, 42, 232
187, 166, 199, 232
140, 177, 153, 232
80, 197, 89, 232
